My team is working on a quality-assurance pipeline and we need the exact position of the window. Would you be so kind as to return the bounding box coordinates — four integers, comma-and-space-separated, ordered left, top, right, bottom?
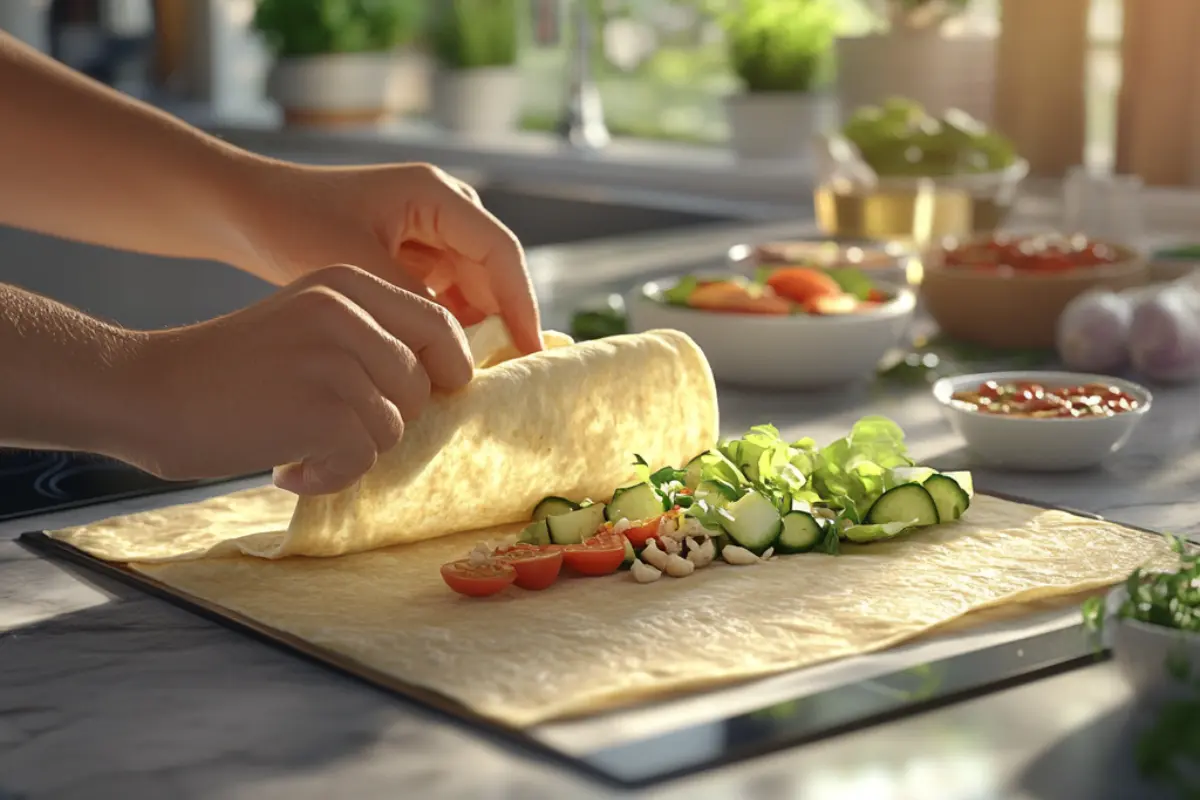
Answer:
516, 0, 1123, 168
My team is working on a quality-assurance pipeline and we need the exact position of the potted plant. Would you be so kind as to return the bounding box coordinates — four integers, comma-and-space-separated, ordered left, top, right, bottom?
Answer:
720, 0, 840, 161
429, 0, 522, 136
836, 0, 996, 125
252, 0, 425, 127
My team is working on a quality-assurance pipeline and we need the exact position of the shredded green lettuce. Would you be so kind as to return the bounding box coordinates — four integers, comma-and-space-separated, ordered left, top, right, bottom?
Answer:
809, 416, 915, 524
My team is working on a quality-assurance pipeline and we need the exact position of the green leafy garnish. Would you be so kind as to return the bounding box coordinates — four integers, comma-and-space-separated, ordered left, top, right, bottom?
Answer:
662, 276, 700, 307
824, 267, 876, 301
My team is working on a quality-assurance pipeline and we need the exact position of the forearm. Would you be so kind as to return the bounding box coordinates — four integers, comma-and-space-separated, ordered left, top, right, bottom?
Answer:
0, 284, 147, 458
0, 32, 263, 269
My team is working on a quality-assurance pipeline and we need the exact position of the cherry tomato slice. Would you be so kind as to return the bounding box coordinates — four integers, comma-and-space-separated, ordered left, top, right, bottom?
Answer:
493, 545, 564, 591
765, 267, 842, 305
440, 559, 516, 597
563, 534, 626, 576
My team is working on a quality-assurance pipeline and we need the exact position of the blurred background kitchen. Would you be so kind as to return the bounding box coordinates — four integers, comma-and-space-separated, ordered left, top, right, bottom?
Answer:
3, 1, 1200, 370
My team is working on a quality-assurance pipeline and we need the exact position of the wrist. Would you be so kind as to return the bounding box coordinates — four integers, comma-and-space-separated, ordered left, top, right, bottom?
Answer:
0, 287, 154, 459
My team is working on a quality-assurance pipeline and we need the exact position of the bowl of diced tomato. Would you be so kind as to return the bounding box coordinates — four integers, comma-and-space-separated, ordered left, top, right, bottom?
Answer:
921, 233, 1148, 350
627, 266, 915, 389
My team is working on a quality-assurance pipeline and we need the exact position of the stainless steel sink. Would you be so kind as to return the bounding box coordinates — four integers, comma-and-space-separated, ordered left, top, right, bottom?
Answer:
473, 181, 789, 248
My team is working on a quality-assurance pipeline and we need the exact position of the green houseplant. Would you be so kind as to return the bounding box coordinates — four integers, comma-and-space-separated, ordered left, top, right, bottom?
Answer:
252, 0, 425, 127
719, 0, 840, 160
428, 0, 524, 135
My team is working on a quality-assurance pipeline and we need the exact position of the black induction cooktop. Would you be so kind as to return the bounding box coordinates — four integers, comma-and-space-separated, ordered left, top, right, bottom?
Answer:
0, 448, 254, 521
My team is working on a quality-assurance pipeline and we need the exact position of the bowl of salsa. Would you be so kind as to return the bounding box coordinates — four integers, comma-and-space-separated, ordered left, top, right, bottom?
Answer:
922, 233, 1149, 350
932, 371, 1152, 471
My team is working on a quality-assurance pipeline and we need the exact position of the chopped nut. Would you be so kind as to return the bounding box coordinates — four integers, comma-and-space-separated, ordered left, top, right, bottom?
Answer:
612, 518, 632, 535
761, 547, 775, 561
657, 515, 679, 539
664, 554, 696, 578
660, 536, 682, 555
641, 539, 670, 570
631, 559, 662, 584
721, 545, 760, 566
687, 537, 716, 568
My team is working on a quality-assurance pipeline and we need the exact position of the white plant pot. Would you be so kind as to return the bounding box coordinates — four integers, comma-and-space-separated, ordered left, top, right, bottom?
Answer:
266, 52, 399, 127
431, 67, 523, 136
836, 31, 997, 124
724, 92, 833, 162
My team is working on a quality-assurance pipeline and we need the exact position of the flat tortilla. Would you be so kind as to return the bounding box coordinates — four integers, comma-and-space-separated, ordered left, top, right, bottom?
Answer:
52, 491, 1177, 726
52, 325, 718, 562
42, 323, 1181, 726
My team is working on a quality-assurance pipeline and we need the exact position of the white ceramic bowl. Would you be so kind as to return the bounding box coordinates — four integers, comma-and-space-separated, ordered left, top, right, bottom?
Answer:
626, 278, 916, 390
931, 371, 1152, 471
1106, 585, 1200, 708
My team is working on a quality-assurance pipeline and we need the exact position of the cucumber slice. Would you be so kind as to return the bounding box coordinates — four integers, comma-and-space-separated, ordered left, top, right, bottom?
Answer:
923, 474, 970, 522
940, 470, 975, 498
532, 496, 580, 521
606, 482, 665, 523
865, 484, 940, 527
547, 503, 608, 545
694, 480, 738, 507
776, 511, 823, 554
684, 453, 710, 490
720, 491, 783, 555
516, 519, 551, 546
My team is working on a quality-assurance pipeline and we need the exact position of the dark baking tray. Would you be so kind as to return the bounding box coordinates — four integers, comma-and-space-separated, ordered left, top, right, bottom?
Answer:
19, 491, 1155, 791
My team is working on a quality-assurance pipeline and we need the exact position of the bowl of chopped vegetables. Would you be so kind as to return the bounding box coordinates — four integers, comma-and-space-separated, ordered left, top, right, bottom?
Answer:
921, 233, 1149, 350
932, 371, 1152, 471
627, 266, 915, 390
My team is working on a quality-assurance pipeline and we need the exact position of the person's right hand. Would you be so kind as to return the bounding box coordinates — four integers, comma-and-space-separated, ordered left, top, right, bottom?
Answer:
125, 264, 473, 495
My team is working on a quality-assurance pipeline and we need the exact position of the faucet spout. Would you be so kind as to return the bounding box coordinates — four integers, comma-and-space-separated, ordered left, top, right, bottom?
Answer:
555, 0, 610, 152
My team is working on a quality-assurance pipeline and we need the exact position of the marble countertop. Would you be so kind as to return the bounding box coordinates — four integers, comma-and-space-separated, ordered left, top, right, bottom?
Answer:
3, 226, 1198, 799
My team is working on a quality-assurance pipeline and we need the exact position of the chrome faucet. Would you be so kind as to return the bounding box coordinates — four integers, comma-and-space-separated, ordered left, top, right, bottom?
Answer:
555, 0, 610, 152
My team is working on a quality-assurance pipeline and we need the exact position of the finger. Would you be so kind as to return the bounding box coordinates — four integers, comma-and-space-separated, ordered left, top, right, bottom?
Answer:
273, 410, 377, 495
298, 266, 473, 390
296, 287, 441, 411
337, 238, 438, 302
438, 284, 488, 327
442, 171, 482, 206
312, 352, 410, 450
409, 169, 543, 355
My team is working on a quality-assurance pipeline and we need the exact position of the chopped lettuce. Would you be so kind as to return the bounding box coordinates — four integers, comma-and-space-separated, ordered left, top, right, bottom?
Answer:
628, 415, 968, 552
810, 416, 916, 524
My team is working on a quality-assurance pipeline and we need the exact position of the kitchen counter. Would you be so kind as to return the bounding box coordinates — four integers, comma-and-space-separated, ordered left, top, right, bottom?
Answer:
2, 223, 1197, 800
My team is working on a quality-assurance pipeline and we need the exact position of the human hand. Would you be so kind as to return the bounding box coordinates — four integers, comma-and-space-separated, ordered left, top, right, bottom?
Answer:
124, 265, 472, 495
230, 160, 543, 357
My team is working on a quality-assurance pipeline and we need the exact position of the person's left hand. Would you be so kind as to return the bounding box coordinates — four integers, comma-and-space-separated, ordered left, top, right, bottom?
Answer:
229, 160, 543, 356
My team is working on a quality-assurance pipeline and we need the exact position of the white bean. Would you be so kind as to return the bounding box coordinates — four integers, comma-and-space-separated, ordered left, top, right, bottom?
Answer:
721, 545, 760, 565
664, 554, 696, 578
631, 559, 662, 584
641, 539, 670, 570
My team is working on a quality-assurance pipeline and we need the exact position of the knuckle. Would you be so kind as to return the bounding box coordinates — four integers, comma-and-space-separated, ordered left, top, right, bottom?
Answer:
296, 285, 354, 323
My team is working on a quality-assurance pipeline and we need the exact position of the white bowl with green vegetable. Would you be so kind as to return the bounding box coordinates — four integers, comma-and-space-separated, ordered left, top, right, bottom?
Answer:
1090, 540, 1199, 712
932, 371, 1152, 471
627, 268, 916, 390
